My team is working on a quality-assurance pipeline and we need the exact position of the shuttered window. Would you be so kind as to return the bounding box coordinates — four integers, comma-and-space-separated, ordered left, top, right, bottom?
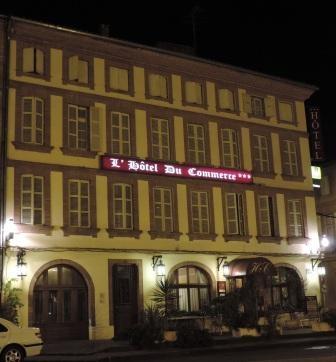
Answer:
279, 102, 294, 122
23, 47, 44, 74
110, 67, 129, 91
185, 81, 202, 104
149, 73, 168, 98
69, 56, 88, 83
218, 88, 234, 111
258, 195, 275, 236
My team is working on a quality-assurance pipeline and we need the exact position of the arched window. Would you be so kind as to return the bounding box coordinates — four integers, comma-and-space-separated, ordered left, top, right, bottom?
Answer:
170, 265, 210, 312
272, 266, 305, 310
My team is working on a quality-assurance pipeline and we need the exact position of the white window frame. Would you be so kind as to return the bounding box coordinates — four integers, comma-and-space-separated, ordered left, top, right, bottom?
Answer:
151, 117, 170, 160
287, 199, 304, 237
252, 134, 270, 173
21, 175, 44, 224
225, 192, 246, 235
221, 128, 240, 168
191, 191, 209, 233
282, 140, 299, 176
22, 97, 44, 145
111, 112, 131, 155
112, 183, 133, 230
68, 180, 90, 227
187, 123, 206, 164
153, 187, 173, 232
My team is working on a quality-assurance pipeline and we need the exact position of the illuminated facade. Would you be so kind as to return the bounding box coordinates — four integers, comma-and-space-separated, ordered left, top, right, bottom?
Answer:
0, 16, 321, 341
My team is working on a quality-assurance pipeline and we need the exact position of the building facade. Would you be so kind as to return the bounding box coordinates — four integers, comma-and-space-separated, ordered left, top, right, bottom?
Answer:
0, 16, 321, 341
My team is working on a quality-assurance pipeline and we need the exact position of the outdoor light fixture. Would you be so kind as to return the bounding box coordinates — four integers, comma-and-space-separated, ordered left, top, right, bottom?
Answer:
152, 255, 165, 277
311, 235, 330, 272
217, 256, 230, 277
17, 248, 27, 278
4, 218, 14, 242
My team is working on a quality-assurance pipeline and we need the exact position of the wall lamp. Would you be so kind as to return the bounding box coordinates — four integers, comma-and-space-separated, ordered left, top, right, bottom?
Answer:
217, 256, 230, 277
311, 235, 329, 274
4, 218, 14, 242
152, 255, 165, 277
17, 248, 27, 279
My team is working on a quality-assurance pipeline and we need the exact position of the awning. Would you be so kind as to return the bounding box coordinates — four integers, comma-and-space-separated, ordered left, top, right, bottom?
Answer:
228, 257, 276, 277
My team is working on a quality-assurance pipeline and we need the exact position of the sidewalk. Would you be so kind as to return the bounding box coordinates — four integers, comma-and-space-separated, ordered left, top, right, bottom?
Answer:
26, 330, 336, 362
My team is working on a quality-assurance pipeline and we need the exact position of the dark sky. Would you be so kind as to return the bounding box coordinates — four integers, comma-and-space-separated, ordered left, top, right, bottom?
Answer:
1, 1, 335, 160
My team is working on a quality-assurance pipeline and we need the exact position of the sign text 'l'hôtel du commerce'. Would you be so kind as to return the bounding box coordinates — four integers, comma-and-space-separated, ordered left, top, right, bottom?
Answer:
101, 156, 253, 184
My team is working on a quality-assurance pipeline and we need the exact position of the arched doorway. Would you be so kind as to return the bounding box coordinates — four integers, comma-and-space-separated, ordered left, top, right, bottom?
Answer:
33, 264, 88, 342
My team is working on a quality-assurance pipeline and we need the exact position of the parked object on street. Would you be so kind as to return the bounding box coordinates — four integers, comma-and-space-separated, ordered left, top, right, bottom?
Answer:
0, 317, 43, 362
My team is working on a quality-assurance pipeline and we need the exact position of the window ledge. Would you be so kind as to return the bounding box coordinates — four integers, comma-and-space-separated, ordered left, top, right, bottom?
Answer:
287, 236, 308, 245
62, 226, 99, 237
281, 174, 305, 182
187, 232, 217, 241
106, 228, 142, 239
12, 141, 53, 153
256, 235, 282, 244
60, 147, 97, 159
148, 230, 182, 240
223, 234, 251, 242
15, 224, 53, 236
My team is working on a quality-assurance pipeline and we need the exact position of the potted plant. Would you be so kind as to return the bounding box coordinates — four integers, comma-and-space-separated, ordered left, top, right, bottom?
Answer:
150, 279, 177, 342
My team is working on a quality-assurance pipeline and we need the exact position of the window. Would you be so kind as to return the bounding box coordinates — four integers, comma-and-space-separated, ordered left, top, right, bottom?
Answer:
282, 140, 299, 176
148, 73, 168, 99
68, 180, 90, 228
23, 47, 44, 75
252, 134, 270, 174
68, 55, 88, 83
190, 191, 209, 234
221, 128, 241, 168
171, 266, 210, 313
243, 95, 275, 118
257, 195, 276, 237
218, 88, 235, 111
112, 183, 133, 230
150, 117, 170, 160
287, 199, 304, 237
111, 112, 131, 155
272, 267, 305, 310
67, 104, 101, 153
187, 123, 205, 164
185, 81, 203, 105
153, 187, 173, 232
279, 101, 294, 123
21, 175, 43, 224
109, 66, 129, 92
22, 97, 44, 145
224, 192, 246, 236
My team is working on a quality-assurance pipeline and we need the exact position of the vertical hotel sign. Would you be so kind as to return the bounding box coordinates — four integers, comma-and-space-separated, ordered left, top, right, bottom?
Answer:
307, 106, 324, 162
101, 156, 253, 184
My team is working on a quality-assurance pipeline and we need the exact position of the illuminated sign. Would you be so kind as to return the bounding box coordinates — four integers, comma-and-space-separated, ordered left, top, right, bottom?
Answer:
307, 106, 324, 162
101, 156, 253, 184
311, 166, 321, 180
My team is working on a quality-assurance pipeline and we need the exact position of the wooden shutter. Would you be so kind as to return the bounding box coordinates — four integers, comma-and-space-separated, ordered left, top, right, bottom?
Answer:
36, 49, 44, 75
23, 47, 34, 73
265, 96, 276, 117
90, 107, 101, 152
69, 56, 79, 81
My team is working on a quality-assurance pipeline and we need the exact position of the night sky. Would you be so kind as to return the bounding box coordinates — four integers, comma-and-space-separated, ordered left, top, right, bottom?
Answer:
1, 1, 335, 160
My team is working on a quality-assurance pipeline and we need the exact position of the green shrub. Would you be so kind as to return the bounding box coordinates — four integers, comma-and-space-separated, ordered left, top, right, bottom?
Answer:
0, 279, 23, 325
175, 325, 213, 348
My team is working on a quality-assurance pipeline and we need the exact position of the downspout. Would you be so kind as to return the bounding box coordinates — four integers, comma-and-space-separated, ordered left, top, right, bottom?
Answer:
0, 16, 11, 307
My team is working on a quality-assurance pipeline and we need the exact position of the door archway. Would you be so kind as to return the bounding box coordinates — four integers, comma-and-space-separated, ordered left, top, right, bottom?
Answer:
32, 264, 89, 342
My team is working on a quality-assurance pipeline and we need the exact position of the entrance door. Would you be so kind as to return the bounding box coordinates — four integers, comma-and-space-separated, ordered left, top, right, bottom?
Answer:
33, 265, 88, 342
113, 264, 138, 338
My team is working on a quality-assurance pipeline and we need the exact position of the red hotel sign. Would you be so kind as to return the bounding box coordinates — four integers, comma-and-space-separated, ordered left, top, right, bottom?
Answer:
101, 156, 253, 184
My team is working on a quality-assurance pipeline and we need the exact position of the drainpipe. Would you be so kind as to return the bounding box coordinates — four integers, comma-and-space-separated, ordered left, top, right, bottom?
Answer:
0, 16, 11, 307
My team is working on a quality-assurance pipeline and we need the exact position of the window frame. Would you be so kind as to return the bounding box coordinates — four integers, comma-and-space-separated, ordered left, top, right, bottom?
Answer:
286, 195, 307, 243
181, 77, 207, 109
63, 51, 94, 89
185, 120, 210, 165
219, 126, 242, 169
215, 85, 238, 113
223, 188, 249, 241
105, 61, 134, 96
148, 179, 181, 240
62, 171, 98, 236
107, 175, 141, 238
280, 135, 304, 180
14, 164, 51, 235
13, 87, 52, 153
277, 99, 297, 125
145, 69, 173, 103
16, 42, 50, 81
106, 101, 136, 157
250, 127, 275, 178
